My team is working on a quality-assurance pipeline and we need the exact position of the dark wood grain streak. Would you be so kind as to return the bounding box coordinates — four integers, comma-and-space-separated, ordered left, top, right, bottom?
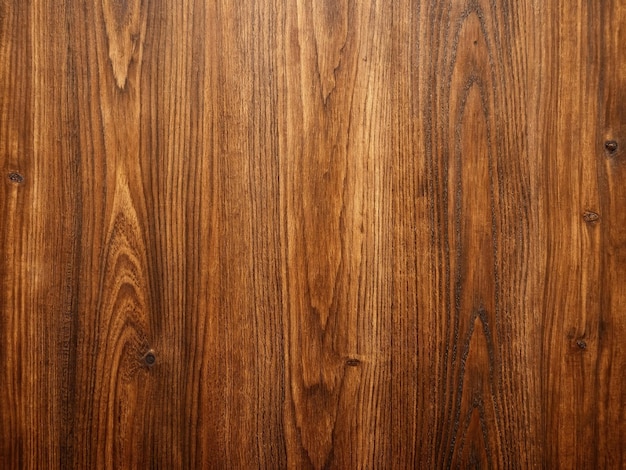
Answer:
1, 0, 625, 468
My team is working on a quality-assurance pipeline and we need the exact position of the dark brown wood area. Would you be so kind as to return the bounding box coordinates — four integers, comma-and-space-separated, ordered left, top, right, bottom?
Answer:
1, 0, 625, 468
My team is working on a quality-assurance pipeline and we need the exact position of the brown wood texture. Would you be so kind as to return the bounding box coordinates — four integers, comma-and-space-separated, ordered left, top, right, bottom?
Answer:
1, 0, 625, 468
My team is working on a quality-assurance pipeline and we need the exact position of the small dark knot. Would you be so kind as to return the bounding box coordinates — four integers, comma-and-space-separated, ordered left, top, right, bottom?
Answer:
582, 211, 599, 223
346, 358, 361, 367
8, 172, 24, 184
605, 140, 618, 153
576, 339, 587, 350
144, 351, 156, 366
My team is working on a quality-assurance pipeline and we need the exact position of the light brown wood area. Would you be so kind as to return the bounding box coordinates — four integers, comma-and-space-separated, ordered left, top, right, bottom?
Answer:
1, 0, 625, 468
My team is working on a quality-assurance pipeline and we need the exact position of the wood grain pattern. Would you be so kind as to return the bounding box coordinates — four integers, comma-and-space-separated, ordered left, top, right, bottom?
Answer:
538, 1, 626, 467
1, 0, 625, 468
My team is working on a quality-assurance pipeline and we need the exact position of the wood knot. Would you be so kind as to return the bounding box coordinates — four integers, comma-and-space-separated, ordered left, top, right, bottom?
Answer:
345, 358, 361, 367
582, 211, 599, 223
143, 350, 156, 366
605, 140, 618, 153
8, 172, 24, 184
575, 339, 587, 350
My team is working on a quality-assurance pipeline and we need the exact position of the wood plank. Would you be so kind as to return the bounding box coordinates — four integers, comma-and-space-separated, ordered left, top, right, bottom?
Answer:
280, 1, 395, 467
0, 0, 624, 468
403, 0, 543, 466
538, 0, 626, 467
0, 1, 83, 467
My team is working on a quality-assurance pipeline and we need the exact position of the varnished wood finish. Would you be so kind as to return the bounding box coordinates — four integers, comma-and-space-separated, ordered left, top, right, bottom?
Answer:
1, 0, 625, 468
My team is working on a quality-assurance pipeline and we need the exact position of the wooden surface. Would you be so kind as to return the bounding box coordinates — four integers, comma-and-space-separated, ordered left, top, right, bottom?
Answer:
1, 0, 625, 468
